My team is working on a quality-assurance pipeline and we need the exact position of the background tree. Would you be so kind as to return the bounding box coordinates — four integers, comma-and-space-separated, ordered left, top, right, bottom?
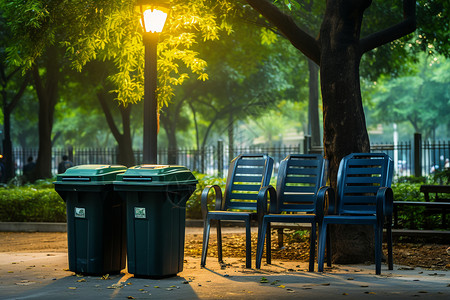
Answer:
0, 16, 30, 181
370, 54, 450, 140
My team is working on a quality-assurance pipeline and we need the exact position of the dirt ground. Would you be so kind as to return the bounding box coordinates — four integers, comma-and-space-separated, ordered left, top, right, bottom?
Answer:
0, 231, 449, 271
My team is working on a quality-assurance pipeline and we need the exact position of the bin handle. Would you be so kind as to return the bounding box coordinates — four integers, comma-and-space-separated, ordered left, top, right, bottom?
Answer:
61, 177, 91, 181
122, 176, 152, 181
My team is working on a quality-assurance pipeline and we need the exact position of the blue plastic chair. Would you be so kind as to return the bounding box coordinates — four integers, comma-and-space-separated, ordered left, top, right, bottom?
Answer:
201, 154, 274, 268
255, 154, 328, 272
317, 153, 394, 275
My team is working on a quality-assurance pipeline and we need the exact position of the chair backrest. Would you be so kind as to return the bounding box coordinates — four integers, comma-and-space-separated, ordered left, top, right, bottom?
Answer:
223, 154, 274, 211
336, 153, 394, 215
272, 154, 328, 214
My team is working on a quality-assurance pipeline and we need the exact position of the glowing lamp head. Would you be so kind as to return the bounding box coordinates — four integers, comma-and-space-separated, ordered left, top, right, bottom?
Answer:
136, 1, 170, 34
140, 8, 168, 33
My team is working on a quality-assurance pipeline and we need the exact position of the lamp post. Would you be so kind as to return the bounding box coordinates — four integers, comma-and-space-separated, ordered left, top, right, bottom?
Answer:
137, 0, 169, 164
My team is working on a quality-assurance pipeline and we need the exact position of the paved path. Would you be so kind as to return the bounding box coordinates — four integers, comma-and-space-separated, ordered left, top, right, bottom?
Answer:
0, 227, 449, 299
1, 250, 449, 299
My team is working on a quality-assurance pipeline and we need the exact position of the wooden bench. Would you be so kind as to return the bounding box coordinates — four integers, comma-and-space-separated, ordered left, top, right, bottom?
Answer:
393, 185, 450, 229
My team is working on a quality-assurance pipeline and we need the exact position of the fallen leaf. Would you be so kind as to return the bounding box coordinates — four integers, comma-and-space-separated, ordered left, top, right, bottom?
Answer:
278, 285, 286, 288
260, 277, 269, 283
68, 287, 77, 290
101, 274, 110, 280
127, 297, 135, 299
364, 292, 375, 294
76, 279, 86, 282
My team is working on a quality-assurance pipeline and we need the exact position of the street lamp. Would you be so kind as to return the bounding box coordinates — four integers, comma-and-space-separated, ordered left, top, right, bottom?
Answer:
136, 0, 169, 164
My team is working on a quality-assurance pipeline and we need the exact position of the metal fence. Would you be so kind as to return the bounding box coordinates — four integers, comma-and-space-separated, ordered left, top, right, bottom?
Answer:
12, 135, 449, 178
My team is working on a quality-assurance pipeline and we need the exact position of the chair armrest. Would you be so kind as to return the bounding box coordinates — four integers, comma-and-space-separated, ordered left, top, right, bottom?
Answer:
201, 185, 223, 221
376, 187, 394, 226
257, 185, 276, 227
316, 186, 335, 222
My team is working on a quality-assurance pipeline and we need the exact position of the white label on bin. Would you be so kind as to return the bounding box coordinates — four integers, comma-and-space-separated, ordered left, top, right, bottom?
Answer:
75, 207, 86, 218
134, 207, 146, 219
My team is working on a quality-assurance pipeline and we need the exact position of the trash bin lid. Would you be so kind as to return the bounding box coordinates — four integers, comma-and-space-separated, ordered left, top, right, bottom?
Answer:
55, 164, 127, 184
114, 165, 197, 186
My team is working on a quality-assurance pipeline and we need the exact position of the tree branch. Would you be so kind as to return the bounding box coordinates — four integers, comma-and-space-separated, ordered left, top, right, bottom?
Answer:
245, 0, 321, 65
97, 91, 122, 142
7, 72, 30, 114
360, 0, 416, 54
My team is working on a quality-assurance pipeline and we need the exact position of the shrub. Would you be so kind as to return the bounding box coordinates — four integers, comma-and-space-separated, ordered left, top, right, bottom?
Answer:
391, 175, 448, 230
0, 186, 66, 222
391, 181, 425, 229
0, 174, 227, 222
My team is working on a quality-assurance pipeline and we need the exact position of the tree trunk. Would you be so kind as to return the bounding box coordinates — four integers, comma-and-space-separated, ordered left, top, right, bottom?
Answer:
308, 59, 321, 147
160, 99, 185, 165
1, 70, 28, 182
228, 112, 234, 161
319, 0, 372, 263
31, 46, 60, 180
117, 104, 135, 167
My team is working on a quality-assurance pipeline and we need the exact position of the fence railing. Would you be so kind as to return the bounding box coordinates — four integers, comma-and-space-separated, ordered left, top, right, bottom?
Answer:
12, 134, 449, 178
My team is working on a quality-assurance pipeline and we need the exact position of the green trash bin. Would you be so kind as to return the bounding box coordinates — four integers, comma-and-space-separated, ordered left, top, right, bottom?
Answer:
114, 165, 198, 278
54, 164, 127, 275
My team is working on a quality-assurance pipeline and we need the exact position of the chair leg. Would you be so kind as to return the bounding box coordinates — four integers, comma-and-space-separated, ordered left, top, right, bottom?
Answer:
375, 225, 382, 275
245, 218, 251, 268
266, 222, 272, 265
387, 223, 393, 270
277, 228, 283, 248
201, 218, 211, 267
326, 226, 331, 267
217, 220, 223, 264
256, 219, 267, 269
317, 223, 327, 272
308, 222, 316, 272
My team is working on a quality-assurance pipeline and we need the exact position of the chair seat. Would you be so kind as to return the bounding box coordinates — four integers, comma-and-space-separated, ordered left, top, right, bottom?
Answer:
323, 215, 377, 225
263, 214, 316, 223
207, 211, 256, 221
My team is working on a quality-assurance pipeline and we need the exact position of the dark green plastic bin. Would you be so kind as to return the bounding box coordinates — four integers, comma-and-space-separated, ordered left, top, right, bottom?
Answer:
114, 165, 197, 278
54, 164, 127, 275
